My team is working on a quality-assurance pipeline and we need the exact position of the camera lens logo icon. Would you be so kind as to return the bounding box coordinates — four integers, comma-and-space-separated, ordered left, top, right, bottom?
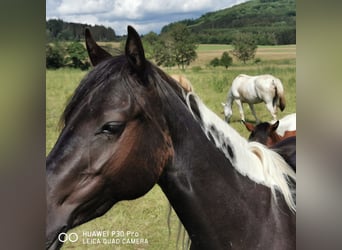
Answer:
58, 232, 79, 243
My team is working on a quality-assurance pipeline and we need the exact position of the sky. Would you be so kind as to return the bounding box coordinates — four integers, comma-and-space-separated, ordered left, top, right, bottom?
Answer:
46, 0, 249, 35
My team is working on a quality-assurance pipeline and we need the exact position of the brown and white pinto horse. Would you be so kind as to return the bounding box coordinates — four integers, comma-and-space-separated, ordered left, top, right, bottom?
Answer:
46, 26, 295, 250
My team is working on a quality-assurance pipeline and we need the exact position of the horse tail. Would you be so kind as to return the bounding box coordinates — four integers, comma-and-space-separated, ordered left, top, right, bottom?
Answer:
273, 79, 286, 111
278, 90, 286, 111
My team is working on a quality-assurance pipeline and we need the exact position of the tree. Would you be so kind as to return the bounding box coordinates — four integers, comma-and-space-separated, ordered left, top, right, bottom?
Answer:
143, 24, 197, 69
220, 51, 233, 69
155, 40, 176, 68
66, 42, 90, 70
170, 24, 198, 69
149, 32, 176, 68
231, 33, 257, 64
142, 31, 160, 60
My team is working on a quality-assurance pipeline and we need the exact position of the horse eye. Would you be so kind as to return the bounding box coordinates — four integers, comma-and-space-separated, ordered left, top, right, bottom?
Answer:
96, 122, 125, 136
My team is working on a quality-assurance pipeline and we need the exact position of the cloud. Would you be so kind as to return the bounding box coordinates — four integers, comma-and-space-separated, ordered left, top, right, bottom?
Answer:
46, 0, 248, 35
57, 0, 113, 15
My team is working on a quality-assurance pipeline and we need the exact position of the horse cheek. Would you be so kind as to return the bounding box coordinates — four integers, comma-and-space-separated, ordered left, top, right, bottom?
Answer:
105, 123, 173, 200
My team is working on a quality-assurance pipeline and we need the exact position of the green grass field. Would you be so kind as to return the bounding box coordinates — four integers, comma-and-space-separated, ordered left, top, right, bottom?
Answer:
46, 45, 296, 249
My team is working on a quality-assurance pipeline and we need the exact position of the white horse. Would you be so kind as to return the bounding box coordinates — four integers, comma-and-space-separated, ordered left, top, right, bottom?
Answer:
275, 113, 296, 136
222, 74, 286, 123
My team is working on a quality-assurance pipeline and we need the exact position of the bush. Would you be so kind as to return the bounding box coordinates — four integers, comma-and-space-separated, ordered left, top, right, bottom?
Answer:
254, 58, 262, 64
220, 51, 233, 69
209, 57, 220, 67
66, 42, 90, 70
46, 44, 65, 69
191, 66, 202, 72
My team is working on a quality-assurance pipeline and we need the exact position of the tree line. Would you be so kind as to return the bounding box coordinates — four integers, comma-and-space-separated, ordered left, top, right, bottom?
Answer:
46, 24, 199, 70
46, 19, 116, 42
47, 23, 259, 70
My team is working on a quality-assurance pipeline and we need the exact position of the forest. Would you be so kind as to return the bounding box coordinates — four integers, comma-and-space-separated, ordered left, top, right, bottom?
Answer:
46, 19, 116, 42
161, 0, 296, 45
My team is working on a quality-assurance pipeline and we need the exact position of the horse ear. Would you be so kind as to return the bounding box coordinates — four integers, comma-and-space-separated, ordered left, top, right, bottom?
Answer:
243, 121, 255, 132
85, 28, 112, 66
125, 26, 146, 73
271, 120, 279, 131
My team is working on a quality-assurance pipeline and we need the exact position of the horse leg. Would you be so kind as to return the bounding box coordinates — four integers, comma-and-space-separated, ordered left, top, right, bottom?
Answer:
235, 99, 245, 121
266, 101, 277, 122
248, 103, 259, 123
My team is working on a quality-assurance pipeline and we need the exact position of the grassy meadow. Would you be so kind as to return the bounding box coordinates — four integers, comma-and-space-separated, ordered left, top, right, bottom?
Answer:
46, 44, 296, 249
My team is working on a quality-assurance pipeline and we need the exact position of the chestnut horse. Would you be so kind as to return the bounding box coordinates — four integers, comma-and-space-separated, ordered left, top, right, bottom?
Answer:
170, 74, 193, 92
46, 26, 295, 250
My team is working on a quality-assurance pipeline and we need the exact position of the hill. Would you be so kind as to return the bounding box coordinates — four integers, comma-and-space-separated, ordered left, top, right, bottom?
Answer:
161, 0, 295, 45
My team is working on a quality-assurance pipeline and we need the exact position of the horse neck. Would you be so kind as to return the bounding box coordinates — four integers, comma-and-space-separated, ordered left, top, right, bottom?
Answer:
186, 94, 295, 209
269, 131, 283, 145
271, 130, 296, 145
226, 89, 234, 106
191, 94, 272, 184
157, 92, 294, 249
283, 130, 296, 139
158, 122, 294, 249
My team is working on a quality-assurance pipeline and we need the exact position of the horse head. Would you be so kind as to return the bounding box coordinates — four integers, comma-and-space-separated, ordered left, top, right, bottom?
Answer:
46, 26, 174, 250
243, 120, 279, 146
221, 102, 232, 122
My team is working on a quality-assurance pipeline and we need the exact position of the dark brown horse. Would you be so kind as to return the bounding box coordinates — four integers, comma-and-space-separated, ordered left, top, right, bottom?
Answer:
243, 120, 296, 147
46, 26, 296, 250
